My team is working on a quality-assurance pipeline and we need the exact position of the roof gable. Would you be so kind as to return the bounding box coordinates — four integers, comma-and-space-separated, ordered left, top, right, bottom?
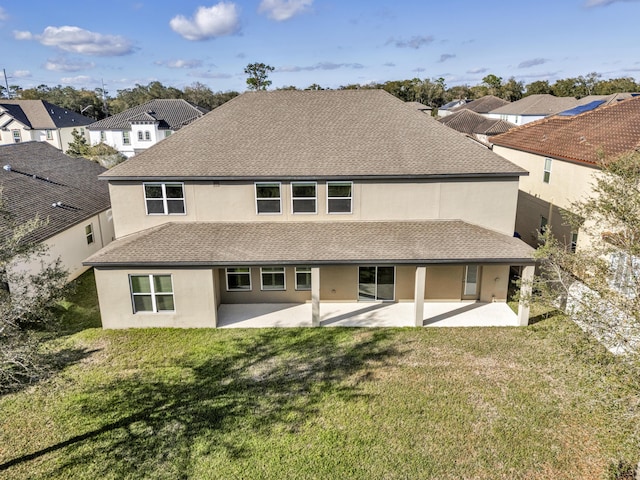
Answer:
0, 100, 93, 129
489, 94, 580, 116
491, 96, 640, 165
102, 90, 526, 179
450, 95, 509, 114
439, 109, 515, 136
0, 142, 111, 243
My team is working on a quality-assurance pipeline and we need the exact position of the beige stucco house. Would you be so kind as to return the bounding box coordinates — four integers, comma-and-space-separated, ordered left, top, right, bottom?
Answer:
0, 141, 114, 290
491, 95, 640, 252
84, 90, 535, 329
0, 100, 93, 151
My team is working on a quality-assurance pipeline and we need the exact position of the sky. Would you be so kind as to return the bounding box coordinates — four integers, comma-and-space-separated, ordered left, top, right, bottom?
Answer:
1, 0, 640, 95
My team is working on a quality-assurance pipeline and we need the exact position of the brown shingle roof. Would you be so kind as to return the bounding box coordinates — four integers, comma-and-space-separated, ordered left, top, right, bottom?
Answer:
0, 142, 111, 244
489, 94, 580, 116
450, 95, 509, 114
84, 220, 534, 267
439, 109, 516, 136
491, 96, 640, 165
101, 90, 526, 180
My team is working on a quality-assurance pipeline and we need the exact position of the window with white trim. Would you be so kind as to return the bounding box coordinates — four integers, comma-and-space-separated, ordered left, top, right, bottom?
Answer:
226, 268, 252, 291
144, 183, 185, 215
85, 224, 94, 245
261, 267, 286, 290
255, 183, 281, 214
543, 158, 552, 184
327, 181, 352, 214
12, 130, 21, 143
130, 274, 175, 313
123, 131, 131, 145
570, 232, 578, 253
46, 130, 53, 140
100, 131, 106, 142
291, 182, 317, 214
138, 131, 143, 141
145, 130, 151, 141
295, 267, 312, 290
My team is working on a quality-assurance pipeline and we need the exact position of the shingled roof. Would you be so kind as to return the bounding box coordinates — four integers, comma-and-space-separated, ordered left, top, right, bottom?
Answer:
491, 96, 640, 165
439, 109, 516, 136
0, 142, 111, 244
84, 220, 535, 267
101, 90, 527, 180
88, 99, 208, 131
0, 100, 94, 129
489, 94, 580, 116
450, 95, 509, 114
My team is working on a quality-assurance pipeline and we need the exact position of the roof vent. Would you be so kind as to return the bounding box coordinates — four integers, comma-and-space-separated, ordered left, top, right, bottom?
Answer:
3, 165, 11, 171
579, 136, 586, 143
51, 201, 62, 208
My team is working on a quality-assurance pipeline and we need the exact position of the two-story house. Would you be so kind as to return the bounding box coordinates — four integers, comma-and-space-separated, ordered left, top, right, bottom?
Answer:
84, 90, 535, 329
0, 100, 93, 151
1, 141, 114, 291
88, 99, 208, 158
491, 95, 640, 252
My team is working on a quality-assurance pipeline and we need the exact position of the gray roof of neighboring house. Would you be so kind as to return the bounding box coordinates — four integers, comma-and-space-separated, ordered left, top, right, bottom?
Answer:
439, 109, 516, 136
102, 90, 527, 180
450, 95, 509, 114
0, 142, 111, 244
440, 99, 471, 110
489, 94, 581, 116
88, 99, 208, 131
84, 220, 535, 267
0, 100, 94, 129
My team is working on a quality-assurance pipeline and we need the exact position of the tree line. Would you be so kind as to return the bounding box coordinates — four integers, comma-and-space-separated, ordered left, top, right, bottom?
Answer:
1, 69, 638, 120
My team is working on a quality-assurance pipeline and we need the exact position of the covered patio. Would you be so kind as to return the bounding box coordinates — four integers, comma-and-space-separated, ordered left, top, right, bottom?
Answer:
217, 301, 520, 328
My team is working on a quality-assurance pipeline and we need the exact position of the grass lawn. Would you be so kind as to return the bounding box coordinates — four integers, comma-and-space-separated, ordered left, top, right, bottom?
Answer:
0, 271, 638, 480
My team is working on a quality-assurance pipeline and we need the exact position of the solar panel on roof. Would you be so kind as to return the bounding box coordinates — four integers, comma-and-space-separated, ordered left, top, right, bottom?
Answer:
557, 100, 605, 116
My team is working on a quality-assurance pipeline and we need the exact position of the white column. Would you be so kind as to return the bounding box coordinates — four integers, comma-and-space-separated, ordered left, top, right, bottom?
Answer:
211, 268, 219, 328
517, 265, 535, 326
414, 266, 426, 327
311, 267, 321, 327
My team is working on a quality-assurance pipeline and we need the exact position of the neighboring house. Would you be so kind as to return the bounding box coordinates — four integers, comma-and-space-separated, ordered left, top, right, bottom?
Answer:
84, 90, 535, 329
486, 94, 584, 126
88, 99, 208, 158
0, 100, 93, 151
491, 96, 640, 252
439, 109, 516, 145
449, 95, 510, 116
437, 99, 471, 117
0, 142, 114, 289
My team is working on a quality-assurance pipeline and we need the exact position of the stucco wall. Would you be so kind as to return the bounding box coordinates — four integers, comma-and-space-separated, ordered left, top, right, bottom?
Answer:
425, 265, 464, 300
109, 178, 520, 239
479, 265, 510, 302
218, 267, 312, 304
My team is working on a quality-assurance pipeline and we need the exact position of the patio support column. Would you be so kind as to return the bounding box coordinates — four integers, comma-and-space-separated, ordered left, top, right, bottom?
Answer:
414, 266, 426, 327
311, 267, 321, 327
517, 265, 535, 326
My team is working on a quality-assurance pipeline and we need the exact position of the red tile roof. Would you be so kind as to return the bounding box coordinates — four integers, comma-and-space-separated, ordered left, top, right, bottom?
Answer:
491, 96, 640, 165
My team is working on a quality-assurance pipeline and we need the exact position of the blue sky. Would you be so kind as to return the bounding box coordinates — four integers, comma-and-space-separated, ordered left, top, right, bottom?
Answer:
1, 0, 639, 94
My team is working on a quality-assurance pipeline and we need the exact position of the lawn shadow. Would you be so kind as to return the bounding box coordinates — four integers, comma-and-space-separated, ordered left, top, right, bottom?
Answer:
1, 328, 400, 478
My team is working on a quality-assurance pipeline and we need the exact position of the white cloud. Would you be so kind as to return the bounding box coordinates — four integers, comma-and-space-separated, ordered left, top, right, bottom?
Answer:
157, 59, 203, 69
170, 2, 240, 41
278, 62, 364, 72
14, 26, 134, 56
60, 75, 97, 85
585, 0, 640, 6
258, 0, 312, 21
45, 56, 95, 72
12, 70, 32, 78
0, 7, 8, 21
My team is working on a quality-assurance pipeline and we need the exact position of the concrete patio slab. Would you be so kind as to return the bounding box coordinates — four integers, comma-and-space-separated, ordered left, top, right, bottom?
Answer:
217, 301, 519, 328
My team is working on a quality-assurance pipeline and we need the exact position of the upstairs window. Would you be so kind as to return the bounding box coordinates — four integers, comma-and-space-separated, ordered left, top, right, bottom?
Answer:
46, 130, 53, 140
261, 267, 286, 291
145, 130, 151, 141
138, 131, 143, 141
327, 181, 352, 214
130, 274, 175, 313
85, 224, 94, 245
100, 131, 106, 142
543, 158, 552, 184
12, 130, 21, 143
144, 183, 185, 215
255, 183, 281, 214
165, 131, 172, 138
291, 182, 316, 214
122, 131, 131, 145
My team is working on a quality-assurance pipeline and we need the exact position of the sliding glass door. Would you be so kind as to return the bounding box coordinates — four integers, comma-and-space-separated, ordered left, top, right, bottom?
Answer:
358, 266, 395, 301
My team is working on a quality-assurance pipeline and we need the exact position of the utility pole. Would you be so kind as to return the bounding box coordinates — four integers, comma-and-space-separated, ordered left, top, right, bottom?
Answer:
2, 69, 10, 99
101, 78, 108, 116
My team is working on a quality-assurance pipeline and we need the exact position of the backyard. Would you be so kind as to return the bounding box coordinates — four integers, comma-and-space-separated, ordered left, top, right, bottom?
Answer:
0, 271, 638, 479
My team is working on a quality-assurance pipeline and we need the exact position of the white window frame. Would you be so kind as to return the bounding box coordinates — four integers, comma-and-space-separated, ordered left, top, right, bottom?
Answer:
100, 131, 106, 142
143, 182, 186, 215
291, 182, 317, 214
145, 130, 151, 141
463, 265, 479, 296
255, 182, 282, 215
46, 130, 53, 140
543, 158, 552, 184
129, 274, 175, 314
261, 267, 286, 291
137, 131, 143, 141
122, 131, 131, 145
85, 223, 94, 245
226, 267, 252, 291
12, 130, 21, 143
327, 181, 353, 214
295, 267, 312, 291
